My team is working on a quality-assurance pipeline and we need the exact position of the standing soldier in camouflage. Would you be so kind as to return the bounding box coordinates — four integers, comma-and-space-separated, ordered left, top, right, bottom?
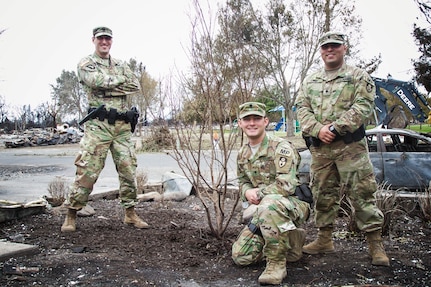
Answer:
294, 31, 390, 266
61, 26, 148, 232
232, 102, 310, 285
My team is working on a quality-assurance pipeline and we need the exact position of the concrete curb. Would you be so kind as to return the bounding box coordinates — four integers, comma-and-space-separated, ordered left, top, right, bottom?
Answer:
0, 241, 39, 261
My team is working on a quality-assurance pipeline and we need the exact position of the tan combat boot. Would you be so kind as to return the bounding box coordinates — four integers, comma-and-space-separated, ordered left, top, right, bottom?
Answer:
258, 259, 287, 285
366, 230, 390, 266
124, 207, 149, 229
286, 228, 306, 262
302, 226, 335, 254
61, 209, 77, 232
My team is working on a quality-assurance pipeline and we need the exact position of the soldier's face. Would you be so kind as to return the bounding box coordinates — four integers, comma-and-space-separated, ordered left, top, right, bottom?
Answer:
93, 36, 112, 58
239, 115, 268, 140
320, 43, 347, 70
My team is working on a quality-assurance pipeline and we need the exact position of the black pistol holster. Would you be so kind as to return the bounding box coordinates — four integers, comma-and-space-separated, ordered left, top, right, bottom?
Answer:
294, 183, 313, 205
108, 108, 117, 125
127, 107, 139, 133
303, 135, 321, 148
330, 124, 365, 144
248, 221, 262, 237
79, 104, 106, 126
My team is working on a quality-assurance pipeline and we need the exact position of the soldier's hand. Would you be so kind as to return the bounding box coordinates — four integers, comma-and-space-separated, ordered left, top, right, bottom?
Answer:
318, 124, 336, 144
245, 188, 261, 205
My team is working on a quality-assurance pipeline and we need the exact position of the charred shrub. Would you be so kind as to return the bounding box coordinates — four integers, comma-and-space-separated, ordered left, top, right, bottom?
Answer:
138, 126, 174, 152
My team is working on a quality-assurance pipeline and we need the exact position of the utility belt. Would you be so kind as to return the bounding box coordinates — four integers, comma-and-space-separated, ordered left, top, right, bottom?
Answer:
79, 104, 140, 132
303, 124, 365, 148
87, 106, 133, 124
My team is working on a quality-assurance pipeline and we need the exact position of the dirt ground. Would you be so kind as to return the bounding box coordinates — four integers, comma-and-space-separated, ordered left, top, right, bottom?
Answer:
1, 192, 430, 287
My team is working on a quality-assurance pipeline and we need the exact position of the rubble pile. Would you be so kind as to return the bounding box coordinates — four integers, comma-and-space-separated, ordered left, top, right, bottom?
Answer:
0, 124, 83, 148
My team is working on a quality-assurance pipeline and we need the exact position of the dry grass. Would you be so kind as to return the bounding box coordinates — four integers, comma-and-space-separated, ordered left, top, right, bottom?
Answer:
136, 168, 148, 193
339, 194, 359, 233
376, 187, 407, 235
46, 176, 69, 206
418, 186, 431, 222
339, 183, 407, 235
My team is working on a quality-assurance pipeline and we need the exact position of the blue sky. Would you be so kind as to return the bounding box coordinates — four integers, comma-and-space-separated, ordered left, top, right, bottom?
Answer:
0, 0, 428, 109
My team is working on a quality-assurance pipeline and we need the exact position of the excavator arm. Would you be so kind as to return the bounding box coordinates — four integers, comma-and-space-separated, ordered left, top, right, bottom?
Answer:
372, 76, 431, 127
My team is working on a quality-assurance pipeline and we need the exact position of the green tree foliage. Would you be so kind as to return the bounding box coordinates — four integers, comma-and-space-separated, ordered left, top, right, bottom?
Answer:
138, 66, 158, 125
216, 0, 267, 109
413, 0, 431, 93
413, 25, 431, 93
127, 59, 158, 134
0, 95, 7, 124
50, 70, 86, 123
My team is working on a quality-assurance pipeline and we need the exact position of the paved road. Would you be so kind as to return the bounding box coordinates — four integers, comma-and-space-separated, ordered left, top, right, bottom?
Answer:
0, 144, 238, 203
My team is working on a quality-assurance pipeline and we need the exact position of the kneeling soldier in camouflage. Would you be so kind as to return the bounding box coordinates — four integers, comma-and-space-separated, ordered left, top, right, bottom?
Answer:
232, 102, 310, 285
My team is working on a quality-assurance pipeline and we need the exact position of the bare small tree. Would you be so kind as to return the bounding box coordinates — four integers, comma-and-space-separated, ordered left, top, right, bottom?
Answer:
167, 0, 266, 239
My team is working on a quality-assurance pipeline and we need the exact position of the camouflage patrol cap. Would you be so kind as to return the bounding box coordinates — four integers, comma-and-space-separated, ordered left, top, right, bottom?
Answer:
239, 102, 266, 119
319, 31, 346, 46
93, 26, 113, 38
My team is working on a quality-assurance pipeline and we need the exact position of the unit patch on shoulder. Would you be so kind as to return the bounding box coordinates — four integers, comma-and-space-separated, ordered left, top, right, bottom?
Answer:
275, 144, 294, 172
278, 157, 287, 168
278, 148, 291, 156
85, 64, 96, 71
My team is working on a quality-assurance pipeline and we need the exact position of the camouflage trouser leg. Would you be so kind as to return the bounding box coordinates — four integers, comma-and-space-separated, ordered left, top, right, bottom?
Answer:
109, 121, 138, 209
232, 194, 309, 264
65, 121, 111, 210
311, 140, 384, 231
232, 226, 265, 266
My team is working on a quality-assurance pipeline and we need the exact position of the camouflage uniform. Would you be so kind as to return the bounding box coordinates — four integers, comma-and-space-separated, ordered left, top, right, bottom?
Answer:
295, 63, 384, 231
232, 134, 310, 265
64, 51, 141, 210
